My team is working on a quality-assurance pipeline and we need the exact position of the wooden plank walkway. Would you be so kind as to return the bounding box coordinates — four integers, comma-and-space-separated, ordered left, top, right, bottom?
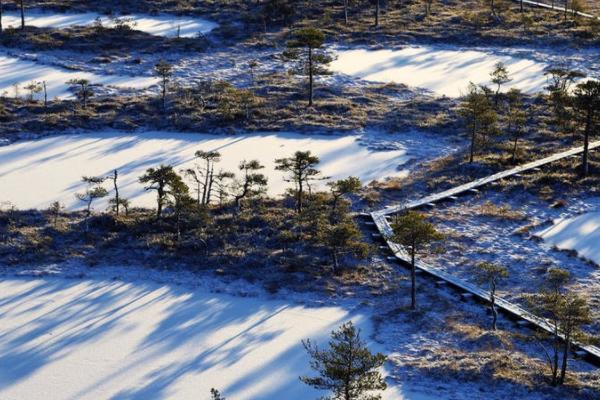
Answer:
371, 141, 600, 365
512, 0, 597, 18
376, 140, 600, 217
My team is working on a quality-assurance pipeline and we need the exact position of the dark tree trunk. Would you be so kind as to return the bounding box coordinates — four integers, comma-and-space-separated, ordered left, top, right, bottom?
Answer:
308, 46, 314, 106
375, 0, 380, 27
20, 0, 24, 30
43, 81, 47, 107
411, 240, 416, 310
344, 0, 348, 25
297, 178, 303, 214
559, 333, 571, 384
490, 280, 498, 330
156, 187, 164, 219
582, 105, 592, 176
113, 170, 120, 216
0, 0, 4, 34
469, 128, 476, 163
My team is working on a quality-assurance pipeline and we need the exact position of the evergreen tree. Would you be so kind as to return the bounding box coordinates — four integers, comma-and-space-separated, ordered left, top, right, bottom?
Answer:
473, 262, 508, 330
210, 388, 225, 400
573, 80, 600, 176
320, 220, 369, 273
490, 61, 511, 107
75, 176, 108, 233
233, 160, 267, 209
389, 211, 442, 310
275, 150, 323, 214
155, 59, 173, 112
544, 68, 585, 135
506, 88, 527, 164
285, 27, 331, 106
66, 79, 93, 108
139, 165, 179, 220
300, 321, 387, 400
328, 177, 361, 222
460, 83, 499, 163
167, 174, 195, 241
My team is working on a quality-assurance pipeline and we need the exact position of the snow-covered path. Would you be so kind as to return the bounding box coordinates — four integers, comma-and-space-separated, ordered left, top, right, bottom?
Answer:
331, 46, 550, 97
0, 54, 159, 99
0, 130, 453, 211
1, 10, 218, 38
0, 276, 420, 400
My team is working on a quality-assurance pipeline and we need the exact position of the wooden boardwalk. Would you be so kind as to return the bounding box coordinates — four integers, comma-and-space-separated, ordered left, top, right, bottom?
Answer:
512, 0, 597, 19
370, 141, 600, 365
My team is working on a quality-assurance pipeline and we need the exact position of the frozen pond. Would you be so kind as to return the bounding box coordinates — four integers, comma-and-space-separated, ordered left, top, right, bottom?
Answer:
330, 46, 549, 97
0, 276, 416, 400
1, 10, 218, 38
0, 131, 450, 210
536, 212, 600, 266
0, 55, 159, 99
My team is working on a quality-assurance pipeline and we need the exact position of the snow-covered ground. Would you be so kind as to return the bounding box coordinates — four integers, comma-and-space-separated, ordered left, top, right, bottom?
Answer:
0, 130, 455, 210
1, 10, 218, 37
330, 46, 549, 97
0, 276, 422, 400
536, 212, 600, 266
0, 54, 159, 99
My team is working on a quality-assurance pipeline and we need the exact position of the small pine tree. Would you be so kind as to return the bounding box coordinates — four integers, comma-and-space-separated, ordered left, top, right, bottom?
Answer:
285, 27, 331, 106
75, 176, 108, 233
155, 59, 173, 112
473, 262, 508, 330
390, 211, 442, 310
139, 165, 179, 220
300, 321, 387, 400
490, 61, 511, 106
210, 388, 225, 400
275, 151, 323, 214
460, 82, 499, 163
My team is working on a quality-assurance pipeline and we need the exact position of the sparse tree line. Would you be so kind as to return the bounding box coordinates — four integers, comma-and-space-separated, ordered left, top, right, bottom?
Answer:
68, 149, 369, 273
460, 61, 599, 176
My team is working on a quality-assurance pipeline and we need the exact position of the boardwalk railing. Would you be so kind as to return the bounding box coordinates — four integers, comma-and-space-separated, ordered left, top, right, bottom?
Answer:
370, 141, 600, 365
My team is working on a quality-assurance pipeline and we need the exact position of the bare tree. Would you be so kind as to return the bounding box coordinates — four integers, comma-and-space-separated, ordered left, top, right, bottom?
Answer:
75, 176, 108, 233
473, 262, 508, 330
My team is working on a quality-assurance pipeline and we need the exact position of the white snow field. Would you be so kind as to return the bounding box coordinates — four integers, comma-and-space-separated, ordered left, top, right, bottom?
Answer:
0, 130, 449, 211
0, 55, 159, 99
0, 276, 424, 400
536, 212, 600, 266
1, 10, 218, 37
330, 46, 549, 97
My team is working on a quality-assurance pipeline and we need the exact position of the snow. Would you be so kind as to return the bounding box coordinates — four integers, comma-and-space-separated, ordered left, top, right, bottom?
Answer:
0, 54, 159, 99
536, 211, 600, 266
0, 276, 422, 400
0, 130, 453, 211
1, 10, 218, 38
330, 46, 549, 97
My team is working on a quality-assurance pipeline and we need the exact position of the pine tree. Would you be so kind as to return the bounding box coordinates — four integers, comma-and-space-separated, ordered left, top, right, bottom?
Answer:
506, 88, 527, 164
75, 176, 108, 233
155, 59, 173, 112
139, 165, 179, 220
460, 82, 499, 163
389, 211, 442, 310
285, 27, 331, 106
473, 262, 508, 330
275, 151, 323, 214
490, 61, 511, 107
66, 79, 93, 108
233, 160, 267, 209
300, 321, 387, 400
573, 80, 600, 176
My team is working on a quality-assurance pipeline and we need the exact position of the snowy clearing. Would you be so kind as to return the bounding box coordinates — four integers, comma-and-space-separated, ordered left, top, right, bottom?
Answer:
536, 211, 600, 266
1, 10, 218, 38
0, 54, 159, 99
0, 276, 419, 400
0, 130, 453, 210
330, 46, 549, 97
